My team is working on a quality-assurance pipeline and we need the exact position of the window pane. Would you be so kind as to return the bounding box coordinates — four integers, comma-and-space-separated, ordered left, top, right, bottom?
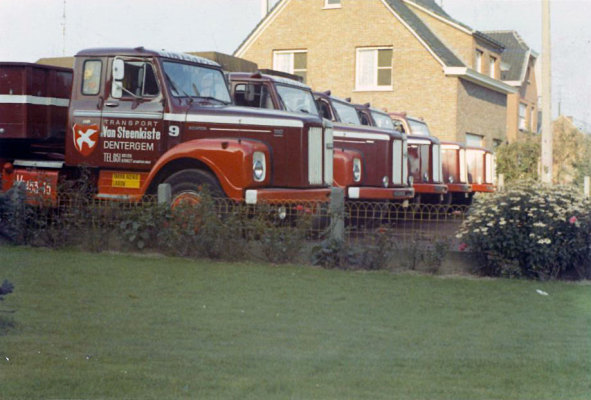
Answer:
327, 0, 341, 4
295, 71, 307, 83
143, 63, 159, 96
357, 49, 375, 87
294, 52, 307, 70
82, 60, 101, 95
274, 53, 292, 73
465, 133, 483, 147
378, 49, 392, 68
377, 68, 391, 86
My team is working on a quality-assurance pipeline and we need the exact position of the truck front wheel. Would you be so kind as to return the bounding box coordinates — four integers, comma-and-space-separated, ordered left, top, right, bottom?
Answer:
164, 169, 224, 207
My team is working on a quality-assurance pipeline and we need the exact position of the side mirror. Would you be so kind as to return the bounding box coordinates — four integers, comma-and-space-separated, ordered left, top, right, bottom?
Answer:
113, 59, 125, 81
111, 81, 123, 99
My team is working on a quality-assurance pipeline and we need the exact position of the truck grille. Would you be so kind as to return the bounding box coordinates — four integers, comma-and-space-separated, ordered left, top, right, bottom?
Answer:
432, 144, 442, 183
459, 149, 467, 182
323, 127, 333, 185
392, 140, 403, 185
308, 127, 323, 185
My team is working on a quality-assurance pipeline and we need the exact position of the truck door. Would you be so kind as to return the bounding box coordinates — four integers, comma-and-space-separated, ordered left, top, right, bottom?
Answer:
67, 58, 106, 167
100, 57, 164, 171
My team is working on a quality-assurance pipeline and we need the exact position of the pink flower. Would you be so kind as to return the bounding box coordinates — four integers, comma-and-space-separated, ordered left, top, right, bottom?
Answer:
569, 216, 577, 224
458, 243, 468, 252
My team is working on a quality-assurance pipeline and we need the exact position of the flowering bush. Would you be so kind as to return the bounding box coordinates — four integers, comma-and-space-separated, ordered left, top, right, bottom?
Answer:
457, 182, 591, 280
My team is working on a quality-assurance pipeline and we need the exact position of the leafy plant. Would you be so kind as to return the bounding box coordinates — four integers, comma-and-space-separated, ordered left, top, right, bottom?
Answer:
457, 182, 591, 280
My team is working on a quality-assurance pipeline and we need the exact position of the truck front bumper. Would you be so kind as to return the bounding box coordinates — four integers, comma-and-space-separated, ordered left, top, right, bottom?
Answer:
413, 183, 448, 194
446, 183, 472, 193
244, 188, 331, 204
346, 186, 414, 200
471, 184, 496, 193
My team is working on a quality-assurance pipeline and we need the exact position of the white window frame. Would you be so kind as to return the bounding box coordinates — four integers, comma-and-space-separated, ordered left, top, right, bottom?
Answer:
489, 56, 496, 79
273, 50, 307, 81
519, 103, 527, 131
529, 106, 535, 131
475, 49, 483, 73
355, 47, 393, 92
323, 0, 342, 9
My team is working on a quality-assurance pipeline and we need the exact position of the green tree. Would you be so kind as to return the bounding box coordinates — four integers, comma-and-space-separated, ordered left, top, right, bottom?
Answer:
495, 134, 540, 183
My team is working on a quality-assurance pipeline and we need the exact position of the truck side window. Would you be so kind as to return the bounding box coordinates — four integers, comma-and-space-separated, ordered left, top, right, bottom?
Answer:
316, 100, 332, 120
82, 60, 102, 95
357, 111, 370, 126
233, 83, 272, 109
118, 61, 159, 98
393, 120, 405, 133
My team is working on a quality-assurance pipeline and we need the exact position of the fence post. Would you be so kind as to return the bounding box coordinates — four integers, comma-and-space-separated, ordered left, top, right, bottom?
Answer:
329, 187, 345, 242
584, 176, 590, 198
158, 183, 171, 205
497, 174, 505, 192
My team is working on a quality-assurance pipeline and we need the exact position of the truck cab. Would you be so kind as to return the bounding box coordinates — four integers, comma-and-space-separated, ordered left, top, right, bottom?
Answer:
386, 112, 448, 204
228, 72, 413, 202
313, 92, 413, 202
1, 47, 334, 205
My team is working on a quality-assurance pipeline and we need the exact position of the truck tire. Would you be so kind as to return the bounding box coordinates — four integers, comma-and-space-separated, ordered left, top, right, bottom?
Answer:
164, 169, 224, 208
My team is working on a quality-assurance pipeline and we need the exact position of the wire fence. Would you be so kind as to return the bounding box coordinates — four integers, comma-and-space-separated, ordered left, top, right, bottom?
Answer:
0, 187, 469, 268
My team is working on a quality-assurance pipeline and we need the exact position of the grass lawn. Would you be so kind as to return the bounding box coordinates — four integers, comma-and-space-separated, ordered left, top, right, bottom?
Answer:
0, 245, 590, 399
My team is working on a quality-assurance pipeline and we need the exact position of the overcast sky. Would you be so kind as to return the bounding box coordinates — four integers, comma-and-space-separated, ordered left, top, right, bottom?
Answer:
1, 0, 589, 127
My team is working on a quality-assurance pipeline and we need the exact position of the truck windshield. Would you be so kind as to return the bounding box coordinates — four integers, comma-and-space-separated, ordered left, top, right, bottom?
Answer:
371, 110, 395, 130
162, 61, 231, 104
276, 84, 318, 115
408, 119, 431, 136
332, 100, 361, 124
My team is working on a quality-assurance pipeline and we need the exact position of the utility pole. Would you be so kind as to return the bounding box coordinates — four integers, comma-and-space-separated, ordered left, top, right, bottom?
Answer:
541, 0, 552, 184
61, 0, 67, 56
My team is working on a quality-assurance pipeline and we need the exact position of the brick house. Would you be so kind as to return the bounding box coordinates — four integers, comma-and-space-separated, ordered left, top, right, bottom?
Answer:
484, 30, 539, 142
235, 0, 516, 149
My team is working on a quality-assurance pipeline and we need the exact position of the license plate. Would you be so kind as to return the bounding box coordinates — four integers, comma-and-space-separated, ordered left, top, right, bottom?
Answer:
14, 169, 59, 204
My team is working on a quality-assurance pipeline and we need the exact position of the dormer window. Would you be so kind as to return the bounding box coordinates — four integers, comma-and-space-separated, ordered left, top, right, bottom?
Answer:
324, 0, 341, 9
475, 49, 483, 73
489, 56, 497, 79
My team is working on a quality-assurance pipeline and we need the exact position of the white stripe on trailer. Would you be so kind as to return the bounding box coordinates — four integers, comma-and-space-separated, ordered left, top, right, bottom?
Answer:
0, 94, 69, 107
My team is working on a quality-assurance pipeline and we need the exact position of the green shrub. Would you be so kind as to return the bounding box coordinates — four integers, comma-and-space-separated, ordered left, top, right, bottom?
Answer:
457, 182, 591, 280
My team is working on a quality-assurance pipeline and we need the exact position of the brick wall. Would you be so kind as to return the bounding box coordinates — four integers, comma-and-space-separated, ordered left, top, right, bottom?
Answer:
457, 80, 507, 148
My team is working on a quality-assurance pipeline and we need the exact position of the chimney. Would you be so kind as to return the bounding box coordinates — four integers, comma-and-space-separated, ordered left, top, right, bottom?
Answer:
260, 0, 270, 19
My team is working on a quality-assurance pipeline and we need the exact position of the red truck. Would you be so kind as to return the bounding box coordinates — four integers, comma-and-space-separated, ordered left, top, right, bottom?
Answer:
0, 47, 334, 205
466, 146, 496, 193
390, 112, 472, 203
227, 72, 413, 203
355, 106, 448, 204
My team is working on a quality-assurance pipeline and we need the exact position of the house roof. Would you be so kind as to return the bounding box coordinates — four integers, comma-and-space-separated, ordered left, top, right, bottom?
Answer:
484, 30, 536, 83
404, 0, 504, 50
382, 0, 464, 67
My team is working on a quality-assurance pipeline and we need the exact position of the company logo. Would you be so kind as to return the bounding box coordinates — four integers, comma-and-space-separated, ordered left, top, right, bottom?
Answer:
73, 124, 100, 156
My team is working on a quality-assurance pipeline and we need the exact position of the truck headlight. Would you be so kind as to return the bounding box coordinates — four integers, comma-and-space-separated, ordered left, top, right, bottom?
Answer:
253, 151, 266, 182
423, 172, 429, 182
448, 176, 455, 184
353, 158, 362, 182
408, 175, 414, 186
382, 176, 389, 188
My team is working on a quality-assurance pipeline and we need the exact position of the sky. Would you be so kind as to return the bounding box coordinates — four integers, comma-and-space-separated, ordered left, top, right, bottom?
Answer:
1, 0, 589, 128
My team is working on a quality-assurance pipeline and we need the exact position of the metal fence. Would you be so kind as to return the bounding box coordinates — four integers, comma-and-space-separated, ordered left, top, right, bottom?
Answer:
0, 186, 468, 262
